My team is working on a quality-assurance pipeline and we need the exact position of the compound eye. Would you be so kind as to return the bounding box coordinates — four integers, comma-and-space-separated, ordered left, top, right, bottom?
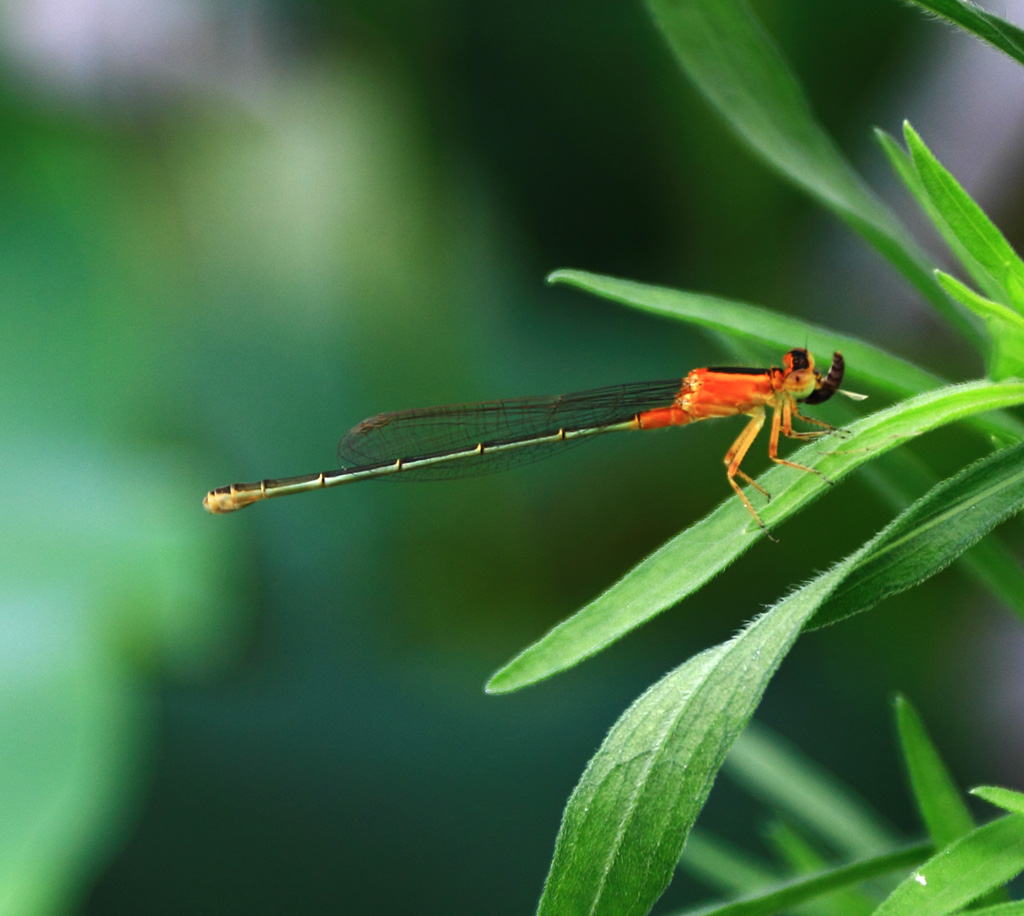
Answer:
786, 349, 811, 371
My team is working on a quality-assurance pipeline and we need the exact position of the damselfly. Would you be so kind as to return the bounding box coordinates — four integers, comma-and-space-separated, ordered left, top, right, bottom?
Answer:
203, 349, 864, 532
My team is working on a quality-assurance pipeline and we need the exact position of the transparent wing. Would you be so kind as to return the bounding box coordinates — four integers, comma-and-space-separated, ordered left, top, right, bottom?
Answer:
337, 379, 684, 479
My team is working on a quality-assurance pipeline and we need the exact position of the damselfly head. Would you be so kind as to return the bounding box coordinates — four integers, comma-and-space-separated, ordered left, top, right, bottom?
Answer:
782, 348, 819, 400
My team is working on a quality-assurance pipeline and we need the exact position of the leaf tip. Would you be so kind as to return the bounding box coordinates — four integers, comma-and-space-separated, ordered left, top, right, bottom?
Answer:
967, 785, 1002, 802
892, 692, 918, 732
902, 120, 924, 151
484, 668, 517, 695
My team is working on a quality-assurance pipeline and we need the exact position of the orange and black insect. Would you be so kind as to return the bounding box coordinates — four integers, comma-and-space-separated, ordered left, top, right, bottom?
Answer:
204, 348, 862, 533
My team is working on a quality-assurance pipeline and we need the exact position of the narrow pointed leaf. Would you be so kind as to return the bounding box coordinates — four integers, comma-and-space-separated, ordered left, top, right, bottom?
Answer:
538, 570, 847, 916
971, 786, 1024, 816
935, 271, 1024, 378
936, 272, 1024, 331
549, 268, 940, 395
874, 128, 919, 199
904, 122, 1024, 315
875, 130, 1007, 306
810, 439, 1024, 630
893, 695, 975, 848
869, 815, 1024, 916
854, 441, 1024, 620
643, 0, 978, 343
901, 0, 1024, 67
487, 380, 1024, 693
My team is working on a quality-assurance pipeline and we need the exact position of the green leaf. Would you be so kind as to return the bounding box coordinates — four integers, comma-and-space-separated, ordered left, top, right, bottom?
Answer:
904, 123, 1024, 316
666, 844, 930, 916
643, 0, 979, 345
854, 444, 1024, 621
869, 815, 1024, 916
971, 786, 1024, 816
537, 569, 849, 916
893, 696, 976, 849
727, 725, 898, 858
549, 268, 938, 396
875, 130, 1007, 307
935, 271, 1024, 378
874, 128, 920, 200
936, 272, 1024, 331
901, 0, 1024, 68
487, 379, 1024, 693
810, 440, 1024, 629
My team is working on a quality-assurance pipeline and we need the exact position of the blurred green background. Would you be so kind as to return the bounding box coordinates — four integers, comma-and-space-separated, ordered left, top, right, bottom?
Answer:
4, 0, 1024, 913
